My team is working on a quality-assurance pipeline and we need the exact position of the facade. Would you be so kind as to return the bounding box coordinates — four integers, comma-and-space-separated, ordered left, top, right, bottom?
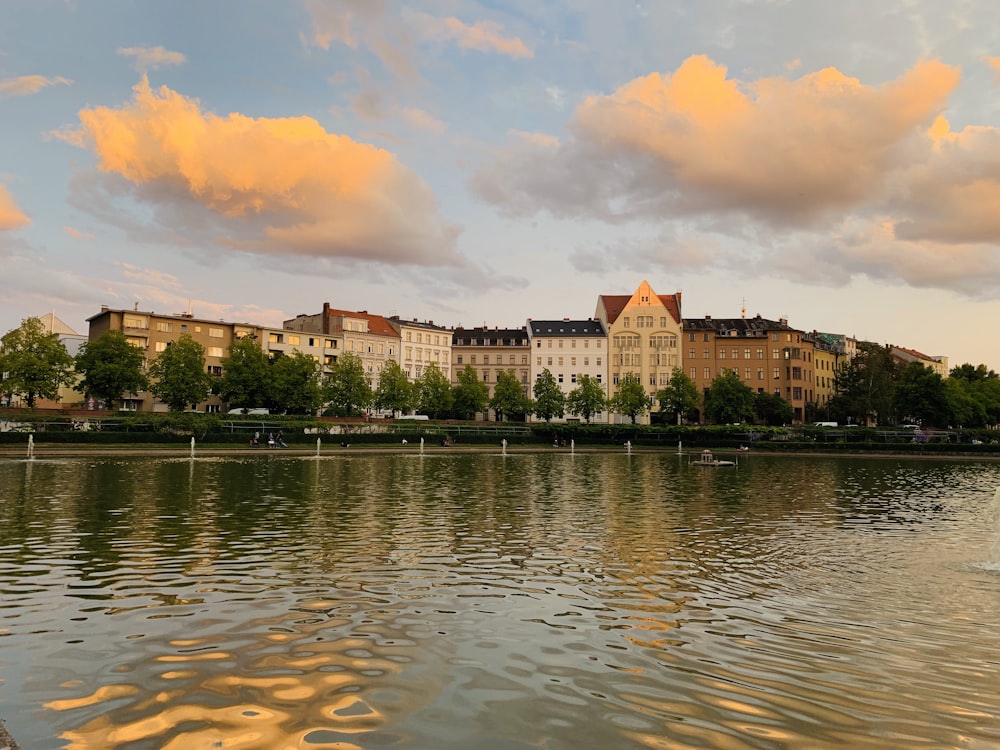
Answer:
805, 332, 845, 419
891, 345, 949, 378
387, 316, 453, 381
86, 306, 256, 412
682, 314, 814, 423
527, 318, 608, 423
284, 303, 399, 382
450, 326, 530, 420
595, 280, 683, 425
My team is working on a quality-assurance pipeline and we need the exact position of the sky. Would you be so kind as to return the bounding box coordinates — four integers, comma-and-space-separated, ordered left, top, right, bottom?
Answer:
3, 1, 1000, 370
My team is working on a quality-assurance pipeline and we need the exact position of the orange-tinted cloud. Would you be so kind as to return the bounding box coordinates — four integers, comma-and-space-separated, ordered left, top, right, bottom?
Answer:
474, 56, 960, 223
985, 56, 1000, 79
63, 226, 94, 240
63, 77, 460, 265
0, 184, 30, 230
0, 74, 72, 97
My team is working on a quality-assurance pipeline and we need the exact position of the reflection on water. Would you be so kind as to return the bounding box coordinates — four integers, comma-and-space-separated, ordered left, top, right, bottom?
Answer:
2, 453, 1000, 749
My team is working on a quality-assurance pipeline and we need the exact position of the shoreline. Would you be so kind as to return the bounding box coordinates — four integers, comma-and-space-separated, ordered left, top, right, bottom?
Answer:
2, 444, 999, 461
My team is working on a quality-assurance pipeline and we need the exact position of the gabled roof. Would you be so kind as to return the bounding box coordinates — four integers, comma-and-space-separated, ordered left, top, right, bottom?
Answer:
597, 280, 682, 325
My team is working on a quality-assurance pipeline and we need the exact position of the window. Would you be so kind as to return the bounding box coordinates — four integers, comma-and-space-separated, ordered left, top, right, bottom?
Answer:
571, 373, 577, 383
269, 333, 283, 344
124, 316, 147, 329
745, 349, 751, 359
207, 365, 222, 376
571, 357, 576, 366
536, 356, 542, 365
155, 341, 167, 352
744, 368, 751, 380
156, 322, 172, 333
689, 348, 696, 359
719, 349, 726, 360
208, 347, 223, 357
732, 349, 739, 360
660, 317, 667, 327
288, 335, 300, 346
689, 333, 696, 342
596, 357, 601, 366
547, 357, 552, 366
773, 367, 780, 379
623, 317, 630, 327
757, 368, 764, 380
558, 374, 564, 383
483, 370, 490, 382
690, 367, 697, 379
536, 340, 541, 348
613, 374, 619, 385
703, 333, 710, 342
793, 387, 803, 400
756, 348, 764, 359
209, 328, 224, 338
483, 355, 489, 364
325, 339, 335, 349
704, 349, 710, 359
704, 367, 711, 379
457, 355, 463, 364
558, 357, 564, 366
584, 357, 589, 366
471, 355, 476, 364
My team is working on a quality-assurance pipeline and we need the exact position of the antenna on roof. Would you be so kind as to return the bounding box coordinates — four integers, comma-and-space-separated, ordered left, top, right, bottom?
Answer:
741, 297, 746, 319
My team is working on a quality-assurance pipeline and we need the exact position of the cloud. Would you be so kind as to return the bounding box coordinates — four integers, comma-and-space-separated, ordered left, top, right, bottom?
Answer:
400, 107, 445, 134
117, 45, 186, 72
984, 56, 1000, 80
63, 226, 94, 240
470, 55, 1000, 297
437, 17, 533, 59
473, 55, 959, 225
0, 184, 30, 230
0, 74, 72, 97
60, 77, 461, 266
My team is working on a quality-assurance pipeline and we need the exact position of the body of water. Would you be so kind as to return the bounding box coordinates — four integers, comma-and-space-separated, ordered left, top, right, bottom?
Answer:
1, 451, 999, 749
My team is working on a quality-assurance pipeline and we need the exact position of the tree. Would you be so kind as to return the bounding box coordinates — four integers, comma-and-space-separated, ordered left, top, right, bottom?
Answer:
753, 391, 793, 426
219, 335, 273, 411
453, 364, 489, 420
375, 360, 414, 417
490, 369, 530, 422
656, 368, 699, 424
0, 317, 76, 408
894, 362, 949, 427
703, 370, 754, 424
73, 329, 148, 409
566, 374, 607, 424
416, 363, 453, 418
271, 350, 322, 414
532, 369, 565, 422
609, 373, 651, 423
830, 343, 899, 425
148, 334, 213, 412
322, 353, 372, 417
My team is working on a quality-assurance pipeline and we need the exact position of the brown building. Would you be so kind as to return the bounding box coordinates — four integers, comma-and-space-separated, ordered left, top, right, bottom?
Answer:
682, 314, 814, 423
450, 326, 530, 420
86, 306, 258, 412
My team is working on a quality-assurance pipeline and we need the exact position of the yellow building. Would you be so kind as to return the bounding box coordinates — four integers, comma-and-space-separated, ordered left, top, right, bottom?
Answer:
450, 326, 530, 421
595, 280, 683, 425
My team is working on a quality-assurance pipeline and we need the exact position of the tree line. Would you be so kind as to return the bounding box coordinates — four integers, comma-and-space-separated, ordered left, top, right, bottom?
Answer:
2, 317, 998, 428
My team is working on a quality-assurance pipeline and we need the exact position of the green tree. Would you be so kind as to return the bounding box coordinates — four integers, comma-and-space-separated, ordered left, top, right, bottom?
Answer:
830, 343, 899, 425
610, 372, 651, 423
753, 391, 794, 426
894, 362, 949, 427
453, 364, 489, 420
375, 360, 414, 417
703, 370, 754, 424
656, 368, 700, 424
219, 335, 272, 411
322, 352, 372, 417
74, 329, 148, 409
490, 369, 530, 422
271, 350, 322, 415
532, 368, 564, 422
148, 334, 213, 412
0, 317, 76, 408
416, 363, 453, 418
566, 374, 607, 424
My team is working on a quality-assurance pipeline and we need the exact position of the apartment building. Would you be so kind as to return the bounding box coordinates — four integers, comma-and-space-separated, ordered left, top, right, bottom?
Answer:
527, 318, 608, 423
595, 280, 683, 425
891, 345, 949, 378
86, 306, 257, 412
805, 332, 847, 417
283, 303, 399, 381
387, 316, 453, 381
450, 326, 530, 421
682, 314, 815, 423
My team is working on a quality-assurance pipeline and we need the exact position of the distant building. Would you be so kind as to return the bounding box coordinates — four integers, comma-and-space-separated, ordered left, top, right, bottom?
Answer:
682, 314, 813, 424
595, 280, 683, 425
890, 345, 949, 378
527, 318, 607, 423
387, 316, 453, 381
86, 306, 257, 412
284, 303, 399, 381
450, 326, 530, 421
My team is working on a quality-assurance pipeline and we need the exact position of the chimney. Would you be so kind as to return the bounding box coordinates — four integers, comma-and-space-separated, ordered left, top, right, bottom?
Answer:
101, 305, 109, 313
705, 314, 711, 320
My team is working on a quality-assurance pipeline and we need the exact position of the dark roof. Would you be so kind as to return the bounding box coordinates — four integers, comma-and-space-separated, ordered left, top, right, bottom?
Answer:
451, 326, 529, 346
528, 319, 606, 337
682, 316, 797, 335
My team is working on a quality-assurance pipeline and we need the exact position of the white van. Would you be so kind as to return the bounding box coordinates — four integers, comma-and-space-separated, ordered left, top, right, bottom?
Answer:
229, 407, 270, 415
813, 421, 838, 427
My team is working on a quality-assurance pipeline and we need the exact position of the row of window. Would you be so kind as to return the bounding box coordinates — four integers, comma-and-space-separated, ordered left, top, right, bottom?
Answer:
535, 339, 604, 349
620, 316, 671, 328
457, 354, 530, 365
404, 331, 447, 345
537, 356, 603, 367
